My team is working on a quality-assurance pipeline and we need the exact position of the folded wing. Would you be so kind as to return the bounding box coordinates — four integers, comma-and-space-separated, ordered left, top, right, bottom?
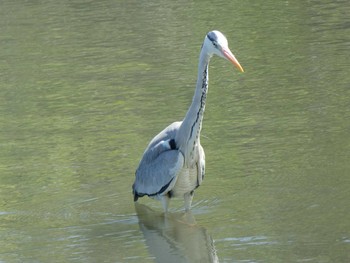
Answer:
133, 122, 184, 200
133, 140, 184, 200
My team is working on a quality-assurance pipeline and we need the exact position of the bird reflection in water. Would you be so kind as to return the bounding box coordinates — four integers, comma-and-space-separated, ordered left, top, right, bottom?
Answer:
134, 203, 219, 263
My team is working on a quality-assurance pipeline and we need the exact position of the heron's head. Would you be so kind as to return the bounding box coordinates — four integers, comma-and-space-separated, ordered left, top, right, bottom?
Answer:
203, 30, 244, 72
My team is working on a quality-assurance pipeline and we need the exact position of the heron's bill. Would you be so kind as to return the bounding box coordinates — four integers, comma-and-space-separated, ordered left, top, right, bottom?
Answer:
223, 48, 244, 73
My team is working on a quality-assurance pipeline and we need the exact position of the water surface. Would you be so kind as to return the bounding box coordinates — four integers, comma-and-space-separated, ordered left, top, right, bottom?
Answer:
0, 0, 349, 262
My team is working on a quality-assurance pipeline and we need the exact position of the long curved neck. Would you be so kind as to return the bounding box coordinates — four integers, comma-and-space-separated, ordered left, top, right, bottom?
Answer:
176, 49, 211, 162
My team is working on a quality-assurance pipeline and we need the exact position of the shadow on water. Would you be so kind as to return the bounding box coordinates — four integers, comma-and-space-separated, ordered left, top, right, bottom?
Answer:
134, 203, 219, 263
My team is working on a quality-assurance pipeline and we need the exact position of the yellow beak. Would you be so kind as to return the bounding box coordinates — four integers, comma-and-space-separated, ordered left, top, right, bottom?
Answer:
223, 48, 244, 73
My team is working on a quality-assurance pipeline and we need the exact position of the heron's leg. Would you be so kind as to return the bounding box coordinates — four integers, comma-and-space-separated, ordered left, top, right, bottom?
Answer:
184, 191, 194, 212
161, 195, 170, 213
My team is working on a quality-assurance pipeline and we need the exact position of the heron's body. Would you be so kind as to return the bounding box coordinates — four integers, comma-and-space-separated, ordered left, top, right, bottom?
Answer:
133, 121, 203, 210
132, 30, 243, 211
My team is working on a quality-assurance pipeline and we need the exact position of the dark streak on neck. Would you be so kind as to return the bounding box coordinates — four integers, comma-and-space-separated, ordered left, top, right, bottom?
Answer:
188, 64, 208, 141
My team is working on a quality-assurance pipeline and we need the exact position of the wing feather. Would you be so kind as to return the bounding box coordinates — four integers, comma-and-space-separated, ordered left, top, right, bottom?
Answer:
133, 122, 184, 199
134, 147, 184, 198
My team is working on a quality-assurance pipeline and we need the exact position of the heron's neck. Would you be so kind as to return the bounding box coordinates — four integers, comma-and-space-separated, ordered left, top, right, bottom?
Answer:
176, 49, 211, 161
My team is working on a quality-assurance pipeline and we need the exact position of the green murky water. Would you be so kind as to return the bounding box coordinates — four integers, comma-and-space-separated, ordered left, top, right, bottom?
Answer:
1, 1, 349, 262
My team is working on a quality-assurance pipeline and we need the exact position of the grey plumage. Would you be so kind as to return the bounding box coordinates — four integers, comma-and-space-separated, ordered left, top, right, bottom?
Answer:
133, 122, 184, 200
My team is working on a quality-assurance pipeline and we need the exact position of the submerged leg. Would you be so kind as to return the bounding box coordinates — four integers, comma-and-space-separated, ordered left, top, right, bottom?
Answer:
184, 191, 194, 211
161, 195, 170, 212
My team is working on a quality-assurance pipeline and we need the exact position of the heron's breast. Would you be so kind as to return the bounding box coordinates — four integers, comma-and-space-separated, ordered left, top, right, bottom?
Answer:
171, 167, 198, 197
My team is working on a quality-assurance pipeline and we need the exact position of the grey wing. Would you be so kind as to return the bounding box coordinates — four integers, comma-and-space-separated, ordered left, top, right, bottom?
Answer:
133, 140, 184, 199
146, 121, 181, 150
133, 122, 184, 200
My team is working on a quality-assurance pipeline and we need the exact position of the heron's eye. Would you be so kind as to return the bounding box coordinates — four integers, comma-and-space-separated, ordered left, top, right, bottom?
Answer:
212, 41, 218, 48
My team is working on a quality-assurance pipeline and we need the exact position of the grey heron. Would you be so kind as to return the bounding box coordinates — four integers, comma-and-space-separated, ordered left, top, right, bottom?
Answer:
132, 30, 244, 212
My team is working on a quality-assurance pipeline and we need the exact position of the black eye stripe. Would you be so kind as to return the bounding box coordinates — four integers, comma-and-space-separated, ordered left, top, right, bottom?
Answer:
207, 32, 218, 48
207, 33, 215, 42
